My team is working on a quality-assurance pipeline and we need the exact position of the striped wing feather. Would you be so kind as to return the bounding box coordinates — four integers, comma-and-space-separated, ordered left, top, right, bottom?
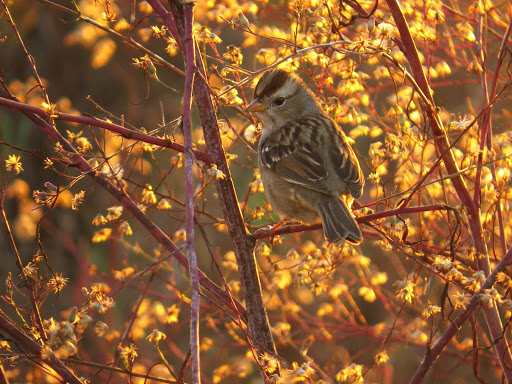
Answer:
260, 117, 363, 197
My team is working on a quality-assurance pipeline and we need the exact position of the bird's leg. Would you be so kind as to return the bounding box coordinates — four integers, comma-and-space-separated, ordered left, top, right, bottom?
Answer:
269, 219, 288, 232
253, 219, 288, 236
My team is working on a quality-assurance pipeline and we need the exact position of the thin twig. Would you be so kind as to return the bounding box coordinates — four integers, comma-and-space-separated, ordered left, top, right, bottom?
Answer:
0, 96, 214, 165
0, 199, 46, 340
474, 20, 512, 255
248, 204, 449, 240
107, 274, 155, 383
39, 0, 185, 76
1, 0, 51, 106
165, 0, 278, 376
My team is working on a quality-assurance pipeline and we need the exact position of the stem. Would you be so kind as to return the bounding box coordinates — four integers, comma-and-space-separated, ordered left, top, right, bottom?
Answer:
249, 204, 450, 240
0, 363, 8, 384
0, 96, 214, 165
183, 4, 201, 384
107, 274, 154, 384
0, 201, 46, 340
39, 0, 185, 76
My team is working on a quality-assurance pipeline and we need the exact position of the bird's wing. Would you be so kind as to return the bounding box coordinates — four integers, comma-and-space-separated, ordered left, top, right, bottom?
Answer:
327, 133, 364, 199
259, 118, 363, 197
260, 142, 328, 192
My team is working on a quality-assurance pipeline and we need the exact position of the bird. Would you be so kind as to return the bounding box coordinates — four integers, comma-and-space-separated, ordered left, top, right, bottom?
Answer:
246, 69, 364, 244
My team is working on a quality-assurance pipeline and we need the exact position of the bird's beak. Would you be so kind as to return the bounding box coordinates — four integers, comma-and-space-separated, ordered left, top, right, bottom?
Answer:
246, 98, 265, 113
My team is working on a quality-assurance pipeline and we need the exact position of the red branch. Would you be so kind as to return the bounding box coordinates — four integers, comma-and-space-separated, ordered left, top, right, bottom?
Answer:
0, 96, 214, 165
249, 204, 448, 240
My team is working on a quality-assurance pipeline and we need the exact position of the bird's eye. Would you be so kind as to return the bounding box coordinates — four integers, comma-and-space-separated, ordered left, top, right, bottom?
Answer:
274, 97, 286, 107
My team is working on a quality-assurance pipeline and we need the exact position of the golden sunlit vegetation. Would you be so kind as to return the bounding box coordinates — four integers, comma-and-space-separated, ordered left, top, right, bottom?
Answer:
0, 0, 511, 383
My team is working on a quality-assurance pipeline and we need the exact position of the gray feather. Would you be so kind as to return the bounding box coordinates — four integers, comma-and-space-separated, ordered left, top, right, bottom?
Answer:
316, 198, 362, 244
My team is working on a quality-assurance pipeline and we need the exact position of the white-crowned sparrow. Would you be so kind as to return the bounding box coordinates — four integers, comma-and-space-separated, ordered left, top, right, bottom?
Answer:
246, 69, 364, 244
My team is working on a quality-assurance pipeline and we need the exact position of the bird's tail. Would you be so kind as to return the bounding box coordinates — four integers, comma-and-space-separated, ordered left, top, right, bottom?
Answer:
316, 198, 362, 244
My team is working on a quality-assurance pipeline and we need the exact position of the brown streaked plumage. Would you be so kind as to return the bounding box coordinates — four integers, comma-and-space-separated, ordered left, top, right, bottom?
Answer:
247, 69, 364, 244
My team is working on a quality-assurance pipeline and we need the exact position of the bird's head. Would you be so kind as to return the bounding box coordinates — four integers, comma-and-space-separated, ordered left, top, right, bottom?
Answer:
246, 69, 320, 131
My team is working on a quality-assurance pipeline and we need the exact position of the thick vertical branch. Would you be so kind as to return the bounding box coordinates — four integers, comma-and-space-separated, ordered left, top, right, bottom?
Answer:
385, 0, 512, 381
182, 4, 201, 383
165, 0, 277, 358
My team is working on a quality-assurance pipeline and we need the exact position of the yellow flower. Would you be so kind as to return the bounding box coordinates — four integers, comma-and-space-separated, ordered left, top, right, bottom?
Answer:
205, 164, 226, 179
92, 228, 112, 243
151, 25, 168, 38
223, 45, 243, 65
5, 154, 23, 174
336, 363, 364, 383
141, 184, 157, 204
359, 286, 377, 302
146, 329, 166, 343
119, 221, 133, 236
113, 267, 134, 281
118, 343, 138, 366
394, 278, 416, 303
165, 37, 179, 56
41, 101, 58, 118
453, 291, 470, 309
165, 304, 180, 324
47, 273, 69, 293
422, 305, 441, 318
375, 351, 389, 365
156, 198, 172, 210
71, 191, 86, 210
94, 321, 108, 337
92, 214, 108, 226
106, 206, 123, 221
101, 11, 117, 22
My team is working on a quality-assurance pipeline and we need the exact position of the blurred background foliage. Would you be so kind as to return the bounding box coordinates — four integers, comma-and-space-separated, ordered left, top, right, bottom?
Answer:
0, 0, 511, 383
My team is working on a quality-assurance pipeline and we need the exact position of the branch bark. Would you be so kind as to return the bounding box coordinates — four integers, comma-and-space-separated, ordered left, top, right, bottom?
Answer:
182, 3, 201, 383
0, 96, 214, 164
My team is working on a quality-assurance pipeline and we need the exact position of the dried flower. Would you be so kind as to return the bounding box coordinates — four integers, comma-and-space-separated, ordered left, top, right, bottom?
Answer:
47, 273, 69, 293
92, 228, 112, 243
71, 191, 86, 210
394, 278, 416, 303
422, 305, 441, 318
5, 154, 23, 174
146, 329, 166, 343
